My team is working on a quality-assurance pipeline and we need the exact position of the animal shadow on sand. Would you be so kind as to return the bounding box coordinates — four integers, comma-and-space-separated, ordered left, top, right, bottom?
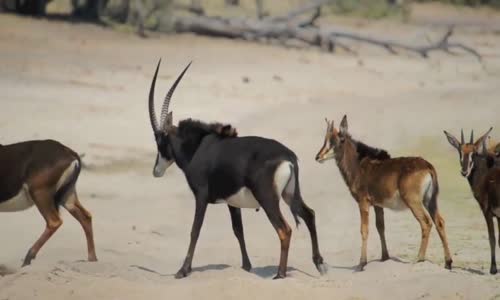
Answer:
328, 257, 409, 272
453, 266, 485, 275
251, 265, 316, 279
130, 264, 231, 277
130, 263, 315, 278
0, 264, 17, 276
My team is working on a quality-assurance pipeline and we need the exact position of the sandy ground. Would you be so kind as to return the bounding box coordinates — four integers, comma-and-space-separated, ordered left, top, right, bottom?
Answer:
1, 9, 500, 300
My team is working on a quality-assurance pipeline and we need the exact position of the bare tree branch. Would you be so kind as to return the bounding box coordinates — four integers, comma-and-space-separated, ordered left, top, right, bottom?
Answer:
269, 0, 333, 22
172, 1, 482, 63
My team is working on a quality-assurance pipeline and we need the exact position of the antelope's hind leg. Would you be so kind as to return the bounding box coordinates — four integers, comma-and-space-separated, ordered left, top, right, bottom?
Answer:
374, 206, 390, 261
228, 206, 252, 271
430, 210, 452, 270
406, 197, 433, 263
255, 185, 291, 279
23, 189, 62, 267
63, 190, 97, 262
286, 195, 327, 275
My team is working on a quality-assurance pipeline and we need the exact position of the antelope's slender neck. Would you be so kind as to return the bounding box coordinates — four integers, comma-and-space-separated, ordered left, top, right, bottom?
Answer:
334, 138, 362, 190
467, 155, 492, 200
170, 135, 190, 170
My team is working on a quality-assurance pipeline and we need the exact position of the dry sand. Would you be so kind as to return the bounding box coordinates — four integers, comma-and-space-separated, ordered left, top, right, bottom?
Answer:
1, 9, 500, 299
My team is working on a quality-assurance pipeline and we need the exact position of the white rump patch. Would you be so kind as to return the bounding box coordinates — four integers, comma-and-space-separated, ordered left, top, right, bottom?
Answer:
275, 161, 294, 205
57, 160, 79, 191
274, 162, 293, 195
381, 191, 407, 211
0, 184, 34, 212
492, 207, 500, 218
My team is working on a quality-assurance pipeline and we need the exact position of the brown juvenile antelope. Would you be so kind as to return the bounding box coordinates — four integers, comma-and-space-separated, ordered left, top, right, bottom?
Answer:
444, 127, 500, 274
315, 115, 452, 271
0, 140, 97, 266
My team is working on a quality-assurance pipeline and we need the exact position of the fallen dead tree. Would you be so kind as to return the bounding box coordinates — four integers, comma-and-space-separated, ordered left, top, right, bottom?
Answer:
172, 0, 482, 62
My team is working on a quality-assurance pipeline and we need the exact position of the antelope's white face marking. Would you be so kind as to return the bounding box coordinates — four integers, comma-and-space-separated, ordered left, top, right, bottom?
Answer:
460, 151, 474, 177
153, 152, 173, 177
0, 184, 34, 212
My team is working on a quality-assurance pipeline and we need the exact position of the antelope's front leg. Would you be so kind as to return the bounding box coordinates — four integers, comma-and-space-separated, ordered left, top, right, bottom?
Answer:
175, 196, 208, 279
356, 201, 370, 272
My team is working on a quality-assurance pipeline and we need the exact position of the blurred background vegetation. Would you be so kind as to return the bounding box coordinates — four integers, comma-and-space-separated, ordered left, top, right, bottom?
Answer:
1, 0, 499, 33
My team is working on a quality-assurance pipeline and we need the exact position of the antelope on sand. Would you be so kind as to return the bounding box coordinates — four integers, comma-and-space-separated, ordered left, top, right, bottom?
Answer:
315, 115, 452, 271
444, 127, 500, 274
0, 140, 97, 266
147, 59, 326, 279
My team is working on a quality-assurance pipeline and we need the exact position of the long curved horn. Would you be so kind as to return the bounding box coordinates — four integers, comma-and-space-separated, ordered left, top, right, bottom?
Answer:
159, 61, 192, 127
460, 129, 464, 144
470, 130, 474, 144
148, 59, 161, 133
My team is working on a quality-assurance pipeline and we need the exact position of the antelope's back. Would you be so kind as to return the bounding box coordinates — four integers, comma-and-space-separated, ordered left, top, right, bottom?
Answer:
217, 136, 298, 163
0, 140, 78, 201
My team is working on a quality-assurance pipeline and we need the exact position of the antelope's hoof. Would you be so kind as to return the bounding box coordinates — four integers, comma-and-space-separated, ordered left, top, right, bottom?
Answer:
316, 263, 328, 276
381, 254, 390, 262
490, 265, 497, 275
273, 273, 286, 280
242, 263, 252, 272
21, 260, 31, 268
445, 259, 452, 270
88, 256, 98, 262
354, 263, 366, 272
175, 267, 191, 279
22, 250, 35, 267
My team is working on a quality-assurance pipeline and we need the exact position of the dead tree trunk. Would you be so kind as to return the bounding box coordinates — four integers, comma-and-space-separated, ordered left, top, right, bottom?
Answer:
173, 0, 481, 62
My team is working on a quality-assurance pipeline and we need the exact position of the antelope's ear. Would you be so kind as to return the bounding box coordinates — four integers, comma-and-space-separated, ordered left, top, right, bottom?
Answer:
339, 115, 348, 136
215, 124, 238, 138
474, 127, 493, 154
443, 130, 460, 150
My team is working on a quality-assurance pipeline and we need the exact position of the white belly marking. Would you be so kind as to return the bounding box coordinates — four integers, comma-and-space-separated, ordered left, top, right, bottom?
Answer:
0, 184, 34, 212
381, 191, 408, 211
216, 188, 260, 209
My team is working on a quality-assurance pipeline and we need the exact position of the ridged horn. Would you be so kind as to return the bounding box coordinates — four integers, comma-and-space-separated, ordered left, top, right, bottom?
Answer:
159, 61, 192, 128
148, 59, 161, 133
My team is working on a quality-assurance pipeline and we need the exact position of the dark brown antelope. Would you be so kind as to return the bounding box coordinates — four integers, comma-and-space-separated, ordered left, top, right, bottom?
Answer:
0, 140, 97, 266
444, 127, 500, 274
315, 115, 452, 271
147, 59, 326, 279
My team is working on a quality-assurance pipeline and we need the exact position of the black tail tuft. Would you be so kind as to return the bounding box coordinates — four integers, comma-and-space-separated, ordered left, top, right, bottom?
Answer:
54, 158, 82, 208
424, 170, 439, 221
288, 161, 303, 228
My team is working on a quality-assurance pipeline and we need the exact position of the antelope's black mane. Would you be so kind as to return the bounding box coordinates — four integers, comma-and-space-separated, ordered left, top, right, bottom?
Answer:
353, 139, 391, 161
177, 118, 238, 141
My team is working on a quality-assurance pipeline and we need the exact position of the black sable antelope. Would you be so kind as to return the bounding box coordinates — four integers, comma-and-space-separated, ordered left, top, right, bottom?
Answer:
0, 140, 97, 266
147, 60, 326, 279
315, 116, 452, 271
444, 128, 500, 274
